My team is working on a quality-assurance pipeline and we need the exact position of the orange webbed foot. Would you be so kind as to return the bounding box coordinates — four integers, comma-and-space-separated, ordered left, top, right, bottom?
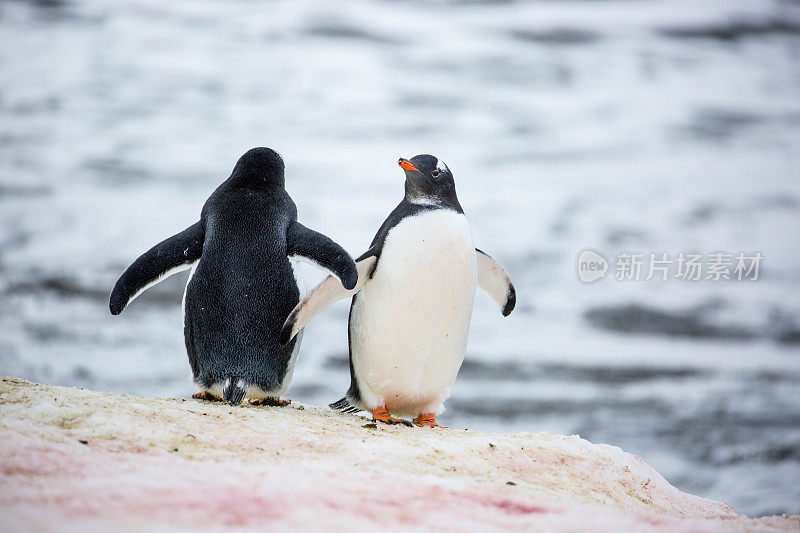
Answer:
413, 414, 448, 428
373, 407, 412, 426
249, 397, 291, 407
192, 391, 222, 401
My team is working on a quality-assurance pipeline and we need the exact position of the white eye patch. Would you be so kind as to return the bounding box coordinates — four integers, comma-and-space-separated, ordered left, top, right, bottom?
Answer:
435, 158, 448, 173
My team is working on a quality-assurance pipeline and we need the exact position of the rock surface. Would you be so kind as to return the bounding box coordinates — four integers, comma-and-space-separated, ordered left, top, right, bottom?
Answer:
0, 378, 797, 532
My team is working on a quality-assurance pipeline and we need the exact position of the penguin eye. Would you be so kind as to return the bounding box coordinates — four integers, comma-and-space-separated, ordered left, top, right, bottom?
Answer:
431, 170, 440, 178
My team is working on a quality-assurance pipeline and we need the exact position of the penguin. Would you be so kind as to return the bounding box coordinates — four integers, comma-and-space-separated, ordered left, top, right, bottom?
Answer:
279, 154, 515, 426
109, 147, 358, 405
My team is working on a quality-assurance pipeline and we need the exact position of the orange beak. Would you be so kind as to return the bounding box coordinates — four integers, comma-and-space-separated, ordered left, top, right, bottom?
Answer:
398, 158, 419, 172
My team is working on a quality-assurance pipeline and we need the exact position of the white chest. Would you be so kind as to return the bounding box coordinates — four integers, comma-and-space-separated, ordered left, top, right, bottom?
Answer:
377, 208, 476, 287
350, 208, 477, 412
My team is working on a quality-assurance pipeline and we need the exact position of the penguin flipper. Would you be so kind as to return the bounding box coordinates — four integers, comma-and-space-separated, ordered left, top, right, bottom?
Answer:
109, 221, 205, 315
287, 222, 358, 290
476, 248, 516, 316
279, 252, 377, 345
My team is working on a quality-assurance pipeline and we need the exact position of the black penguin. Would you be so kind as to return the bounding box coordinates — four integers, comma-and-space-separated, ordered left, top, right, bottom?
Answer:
279, 154, 515, 426
109, 147, 358, 405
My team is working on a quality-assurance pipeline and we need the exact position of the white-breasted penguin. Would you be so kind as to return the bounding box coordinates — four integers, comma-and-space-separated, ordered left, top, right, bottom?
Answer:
109, 147, 358, 405
279, 154, 515, 426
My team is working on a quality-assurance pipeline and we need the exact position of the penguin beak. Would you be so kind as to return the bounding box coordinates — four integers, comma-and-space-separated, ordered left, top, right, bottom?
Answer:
398, 158, 419, 172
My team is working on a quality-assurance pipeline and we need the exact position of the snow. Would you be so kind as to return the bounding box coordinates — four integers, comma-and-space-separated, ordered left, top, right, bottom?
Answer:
0, 378, 797, 532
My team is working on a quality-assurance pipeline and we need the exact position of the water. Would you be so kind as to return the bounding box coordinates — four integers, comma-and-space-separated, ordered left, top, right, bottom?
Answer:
1, 0, 799, 517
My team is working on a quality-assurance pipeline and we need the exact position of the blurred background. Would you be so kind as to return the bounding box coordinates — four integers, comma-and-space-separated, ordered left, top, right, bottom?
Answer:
1, 0, 799, 517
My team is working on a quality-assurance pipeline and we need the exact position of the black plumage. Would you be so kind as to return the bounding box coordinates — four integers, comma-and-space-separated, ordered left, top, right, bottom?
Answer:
110, 147, 357, 403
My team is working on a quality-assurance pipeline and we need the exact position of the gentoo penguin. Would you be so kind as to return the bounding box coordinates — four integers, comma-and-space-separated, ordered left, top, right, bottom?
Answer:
109, 147, 358, 405
280, 154, 515, 426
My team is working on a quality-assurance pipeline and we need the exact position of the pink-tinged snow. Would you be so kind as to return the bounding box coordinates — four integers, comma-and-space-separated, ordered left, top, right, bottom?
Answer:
0, 378, 796, 532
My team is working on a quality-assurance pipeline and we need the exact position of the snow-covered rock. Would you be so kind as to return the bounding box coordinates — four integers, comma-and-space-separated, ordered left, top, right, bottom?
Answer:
0, 377, 796, 532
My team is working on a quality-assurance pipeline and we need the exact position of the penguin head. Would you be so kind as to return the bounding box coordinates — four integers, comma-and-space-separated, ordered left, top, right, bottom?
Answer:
231, 147, 285, 187
398, 154, 457, 205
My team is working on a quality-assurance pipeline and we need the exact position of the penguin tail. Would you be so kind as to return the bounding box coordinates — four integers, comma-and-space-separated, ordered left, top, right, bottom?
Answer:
223, 379, 246, 405
329, 397, 361, 414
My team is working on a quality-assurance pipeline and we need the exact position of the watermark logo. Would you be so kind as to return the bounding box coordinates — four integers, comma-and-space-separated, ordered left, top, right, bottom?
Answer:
577, 249, 609, 283
577, 249, 763, 283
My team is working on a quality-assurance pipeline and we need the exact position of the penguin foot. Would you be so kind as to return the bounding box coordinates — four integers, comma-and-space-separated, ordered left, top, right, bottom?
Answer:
192, 391, 222, 401
413, 414, 448, 428
372, 407, 412, 426
249, 397, 291, 407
